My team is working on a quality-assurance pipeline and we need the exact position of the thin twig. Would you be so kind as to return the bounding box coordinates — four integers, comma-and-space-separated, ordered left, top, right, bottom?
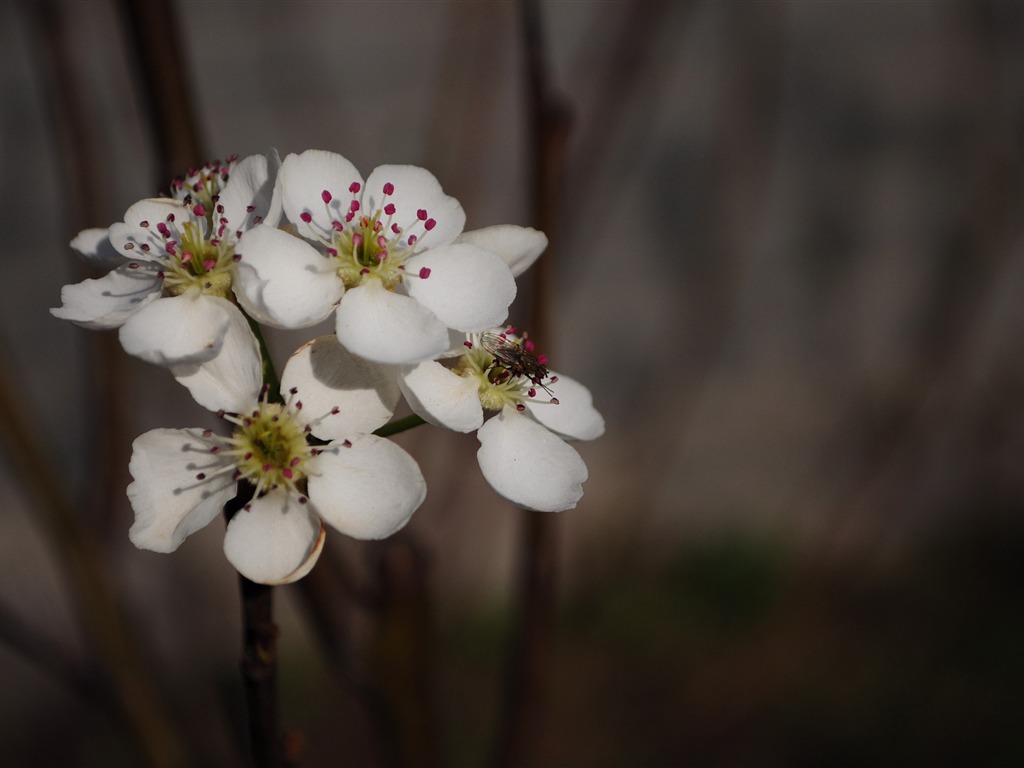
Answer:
293, 537, 441, 768
0, 335, 189, 767
366, 538, 440, 768
18, 1, 190, 764
293, 551, 402, 768
115, 0, 205, 182
0, 597, 113, 717
492, 2, 572, 766
373, 414, 428, 438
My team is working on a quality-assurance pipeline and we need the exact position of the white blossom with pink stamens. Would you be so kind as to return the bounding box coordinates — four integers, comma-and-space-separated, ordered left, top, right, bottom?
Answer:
51, 152, 279, 411
232, 149, 542, 365
126, 338, 423, 585
397, 328, 603, 512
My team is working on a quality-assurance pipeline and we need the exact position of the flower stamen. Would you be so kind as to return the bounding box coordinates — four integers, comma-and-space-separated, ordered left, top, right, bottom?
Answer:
455, 329, 560, 411
294, 179, 442, 292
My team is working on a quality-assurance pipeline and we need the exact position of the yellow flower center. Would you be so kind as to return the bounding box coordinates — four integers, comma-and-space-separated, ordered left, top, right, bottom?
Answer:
222, 403, 314, 497
455, 333, 556, 412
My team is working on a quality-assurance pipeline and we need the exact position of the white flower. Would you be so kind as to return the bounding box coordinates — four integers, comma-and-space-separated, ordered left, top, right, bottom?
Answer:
126, 339, 422, 584
398, 329, 604, 512
233, 149, 544, 365
51, 153, 278, 396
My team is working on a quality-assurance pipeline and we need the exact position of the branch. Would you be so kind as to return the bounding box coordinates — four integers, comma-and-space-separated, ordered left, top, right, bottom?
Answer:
115, 0, 206, 182
492, 2, 572, 766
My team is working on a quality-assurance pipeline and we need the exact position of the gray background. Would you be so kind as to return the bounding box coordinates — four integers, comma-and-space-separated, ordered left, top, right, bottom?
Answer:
3, 1, 1024, 764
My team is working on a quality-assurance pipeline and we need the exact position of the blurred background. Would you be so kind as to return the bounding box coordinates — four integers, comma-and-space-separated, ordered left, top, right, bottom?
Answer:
3, 0, 1024, 765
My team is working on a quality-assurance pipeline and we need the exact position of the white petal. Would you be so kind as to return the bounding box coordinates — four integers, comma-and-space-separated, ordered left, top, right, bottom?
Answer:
526, 371, 605, 441
223, 489, 326, 584
405, 244, 516, 332
364, 164, 465, 248
278, 149, 363, 240
51, 262, 162, 329
119, 290, 232, 366
70, 228, 127, 269
234, 224, 343, 328
399, 360, 483, 433
476, 407, 588, 512
262, 149, 284, 227
127, 428, 237, 552
109, 199, 196, 263
280, 335, 400, 438
216, 152, 274, 237
455, 225, 547, 278
171, 303, 263, 412
335, 279, 449, 364
443, 329, 474, 357
307, 436, 426, 540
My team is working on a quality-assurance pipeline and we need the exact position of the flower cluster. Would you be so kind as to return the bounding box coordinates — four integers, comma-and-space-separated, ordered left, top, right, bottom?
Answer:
53, 149, 604, 583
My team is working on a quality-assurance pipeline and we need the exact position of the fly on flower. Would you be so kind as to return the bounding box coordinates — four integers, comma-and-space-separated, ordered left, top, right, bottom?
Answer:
398, 327, 604, 512
478, 328, 559, 404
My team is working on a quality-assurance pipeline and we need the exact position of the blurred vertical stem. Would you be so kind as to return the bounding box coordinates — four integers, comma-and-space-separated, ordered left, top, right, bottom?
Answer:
293, 536, 440, 768
0, 343, 188, 767
291, 548, 402, 765
492, 1, 572, 767
21, 0, 127, 540
21, 0, 188, 765
366, 538, 440, 768
115, 0, 205, 182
